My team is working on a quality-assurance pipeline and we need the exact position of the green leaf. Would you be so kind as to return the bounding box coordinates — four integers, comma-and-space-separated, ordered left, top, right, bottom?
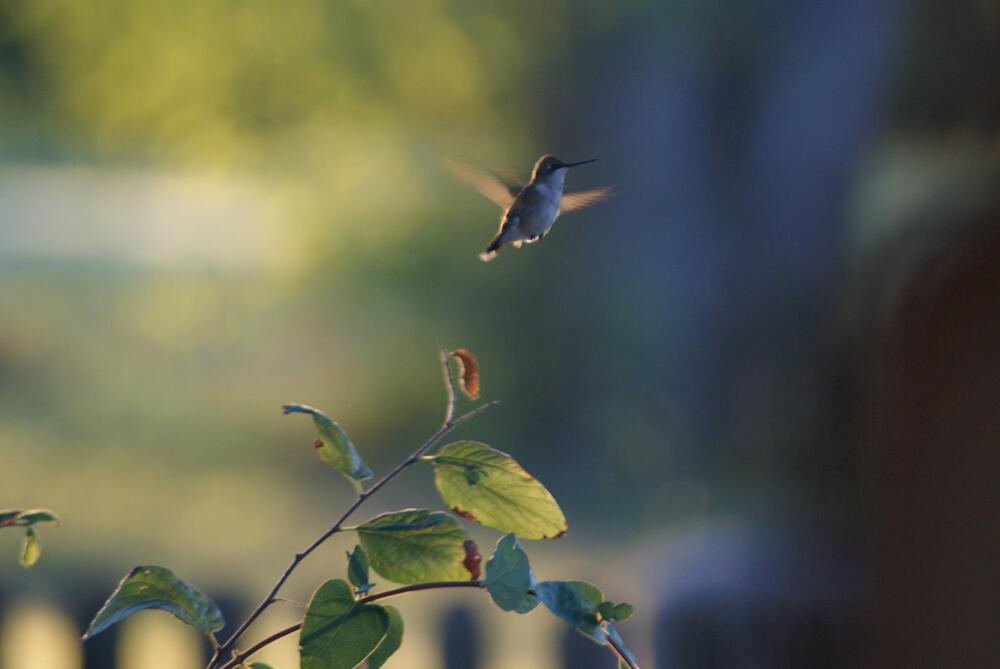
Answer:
83, 565, 224, 640
248, 664, 276, 669
299, 579, 388, 669
612, 603, 634, 621
17, 509, 59, 525
598, 600, 635, 622
0, 508, 59, 528
428, 441, 567, 540
346, 544, 373, 595
20, 527, 40, 568
367, 605, 403, 669
0, 510, 22, 526
484, 534, 538, 613
535, 580, 606, 643
282, 404, 372, 482
606, 623, 637, 665
357, 509, 476, 584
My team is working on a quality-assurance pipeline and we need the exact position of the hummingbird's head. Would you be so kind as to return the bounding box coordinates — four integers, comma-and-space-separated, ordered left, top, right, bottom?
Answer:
531, 155, 597, 180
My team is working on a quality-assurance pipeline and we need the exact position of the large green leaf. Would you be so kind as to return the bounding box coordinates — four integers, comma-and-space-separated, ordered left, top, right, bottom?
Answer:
300, 579, 388, 669
367, 605, 403, 669
20, 527, 40, 568
428, 441, 567, 540
282, 404, 372, 482
484, 534, 538, 613
357, 509, 475, 584
83, 565, 224, 640
535, 580, 606, 643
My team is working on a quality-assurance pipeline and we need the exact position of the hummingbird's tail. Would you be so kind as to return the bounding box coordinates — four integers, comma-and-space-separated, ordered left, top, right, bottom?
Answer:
479, 232, 506, 262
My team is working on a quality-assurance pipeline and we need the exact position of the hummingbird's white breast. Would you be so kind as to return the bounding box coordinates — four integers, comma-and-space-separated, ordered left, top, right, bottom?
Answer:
513, 173, 565, 239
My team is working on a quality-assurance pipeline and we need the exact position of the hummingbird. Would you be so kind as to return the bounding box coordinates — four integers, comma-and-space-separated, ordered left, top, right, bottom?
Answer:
446, 155, 615, 262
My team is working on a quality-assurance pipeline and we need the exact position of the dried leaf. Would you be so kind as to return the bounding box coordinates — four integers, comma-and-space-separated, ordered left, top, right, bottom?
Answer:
450, 348, 480, 400
462, 540, 482, 580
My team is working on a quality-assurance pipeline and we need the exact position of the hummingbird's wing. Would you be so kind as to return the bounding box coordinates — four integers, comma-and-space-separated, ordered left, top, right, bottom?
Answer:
445, 158, 520, 209
560, 186, 617, 213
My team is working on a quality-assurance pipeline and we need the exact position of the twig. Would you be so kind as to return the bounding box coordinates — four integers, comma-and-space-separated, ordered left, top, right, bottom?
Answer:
361, 579, 482, 604
208, 353, 497, 668
217, 623, 300, 669
217, 581, 485, 669
272, 597, 306, 607
440, 347, 456, 425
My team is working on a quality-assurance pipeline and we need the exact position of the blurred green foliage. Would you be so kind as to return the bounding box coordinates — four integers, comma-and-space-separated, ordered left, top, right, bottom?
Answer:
0, 1, 662, 591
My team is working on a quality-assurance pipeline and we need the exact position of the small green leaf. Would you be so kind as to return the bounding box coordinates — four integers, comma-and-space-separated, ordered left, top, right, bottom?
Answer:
612, 603, 634, 621
0, 508, 59, 528
248, 664, 276, 669
367, 605, 403, 669
535, 580, 606, 643
357, 509, 475, 584
606, 623, 637, 665
346, 545, 373, 595
83, 565, 224, 640
282, 404, 373, 482
598, 600, 635, 622
428, 441, 567, 540
299, 579, 388, 669
17, 509, 59, 525
484, 534, 538, 613
20, 527, 40, 568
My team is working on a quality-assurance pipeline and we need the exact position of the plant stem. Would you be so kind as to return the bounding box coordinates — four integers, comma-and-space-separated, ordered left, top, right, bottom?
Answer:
208, 352, 497, 668
216, 581, 485, 669
440, 347, 457, 425
361, 579, 482, 604
217, 623, 300, 669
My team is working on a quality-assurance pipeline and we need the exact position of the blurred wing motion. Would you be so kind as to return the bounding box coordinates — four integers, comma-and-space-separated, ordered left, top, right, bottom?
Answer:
560, 186, 616, 213
445, 158, 520, 209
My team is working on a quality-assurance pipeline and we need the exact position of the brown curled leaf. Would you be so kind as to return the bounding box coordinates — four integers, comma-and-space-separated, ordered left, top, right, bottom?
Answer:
452, 506, 477, 521
450, 348, 480, 400
463, 540, 482, 580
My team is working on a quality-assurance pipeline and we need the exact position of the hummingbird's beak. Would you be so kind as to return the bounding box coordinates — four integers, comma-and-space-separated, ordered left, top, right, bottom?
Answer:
559, 158, 597, 168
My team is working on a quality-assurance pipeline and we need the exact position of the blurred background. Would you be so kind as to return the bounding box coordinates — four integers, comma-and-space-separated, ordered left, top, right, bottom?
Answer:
1, 1, 999, 667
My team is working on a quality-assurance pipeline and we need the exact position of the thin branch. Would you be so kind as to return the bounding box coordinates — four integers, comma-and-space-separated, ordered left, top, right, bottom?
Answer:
208, 354, 498, 668
360, 580, 483, 604
440, 347, 457, 425
217, 623, 300, 669
217, 581, 484, 669
272, 597, 306, 607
